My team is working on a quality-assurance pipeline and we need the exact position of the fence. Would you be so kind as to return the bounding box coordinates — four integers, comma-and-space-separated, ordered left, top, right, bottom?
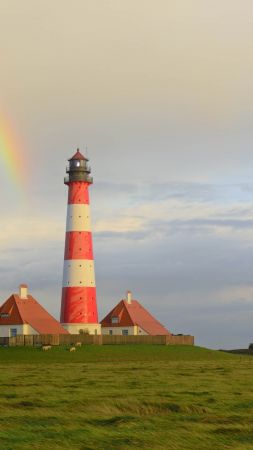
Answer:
0, 334, 194, 347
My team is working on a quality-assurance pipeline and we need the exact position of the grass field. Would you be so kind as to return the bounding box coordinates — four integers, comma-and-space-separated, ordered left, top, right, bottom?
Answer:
0, 345, 253, 450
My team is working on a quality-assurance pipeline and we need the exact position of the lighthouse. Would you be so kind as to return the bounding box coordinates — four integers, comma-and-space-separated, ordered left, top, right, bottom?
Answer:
60, 149, 101, 335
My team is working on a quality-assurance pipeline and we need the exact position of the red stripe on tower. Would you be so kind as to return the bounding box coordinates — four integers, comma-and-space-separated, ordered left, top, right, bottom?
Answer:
60, 149, 101, 335
64, 232, 93, 260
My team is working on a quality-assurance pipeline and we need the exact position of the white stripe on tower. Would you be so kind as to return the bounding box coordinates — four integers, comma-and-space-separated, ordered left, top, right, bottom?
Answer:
62, 260, 95, 287
66, 204, 91, 232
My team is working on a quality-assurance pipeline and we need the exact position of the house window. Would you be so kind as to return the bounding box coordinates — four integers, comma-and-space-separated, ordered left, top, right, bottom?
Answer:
0, 313, 9, 318
109, 330, 113, 335
10, 328, 17, 337
111, 316, 119, 324
122, 329, 128, 336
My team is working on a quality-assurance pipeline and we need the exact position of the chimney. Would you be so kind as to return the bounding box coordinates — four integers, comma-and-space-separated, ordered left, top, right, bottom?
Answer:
19, 284, 28, 299
127, 290, 132, 304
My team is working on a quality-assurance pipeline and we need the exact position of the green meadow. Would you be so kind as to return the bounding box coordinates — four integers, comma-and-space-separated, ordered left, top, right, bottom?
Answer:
0, 345, 253, 450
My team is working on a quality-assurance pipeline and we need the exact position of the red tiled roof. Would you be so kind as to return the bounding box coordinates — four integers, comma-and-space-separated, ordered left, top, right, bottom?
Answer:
68, 149, 88, 161
0, 294, 69, 334
0, 296, 23, 325
100, 299, 170, 335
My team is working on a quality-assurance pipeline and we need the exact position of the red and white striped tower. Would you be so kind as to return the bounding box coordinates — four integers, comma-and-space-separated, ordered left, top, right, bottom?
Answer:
60, 149, 101, 334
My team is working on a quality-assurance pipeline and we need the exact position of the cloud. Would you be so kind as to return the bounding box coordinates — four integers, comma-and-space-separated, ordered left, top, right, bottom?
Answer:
91, 182, 253, 248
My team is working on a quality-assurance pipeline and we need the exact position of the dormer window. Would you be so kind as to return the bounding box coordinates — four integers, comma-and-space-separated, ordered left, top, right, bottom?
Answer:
111, 316, 119, 324
0, 313, 9, 318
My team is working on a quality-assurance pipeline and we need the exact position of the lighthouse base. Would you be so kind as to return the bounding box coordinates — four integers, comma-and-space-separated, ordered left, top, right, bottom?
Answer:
61, 323, 101, 335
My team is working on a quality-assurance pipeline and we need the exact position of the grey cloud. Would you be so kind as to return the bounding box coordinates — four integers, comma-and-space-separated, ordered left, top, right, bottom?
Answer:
154, 218, 253, 232
94, 217, 253, 243
93, 180, 253, 205
95, 230, 150, 240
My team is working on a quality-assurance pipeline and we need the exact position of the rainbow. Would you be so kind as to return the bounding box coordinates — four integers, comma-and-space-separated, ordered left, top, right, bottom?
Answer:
0, 116, 27, 191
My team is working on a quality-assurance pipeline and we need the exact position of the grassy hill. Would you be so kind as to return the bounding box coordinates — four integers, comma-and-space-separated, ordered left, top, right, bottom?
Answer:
0, 345, 252, 449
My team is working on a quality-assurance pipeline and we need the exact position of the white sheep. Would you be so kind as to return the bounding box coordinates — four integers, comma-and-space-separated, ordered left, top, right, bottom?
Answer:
42, 345, 51, 351
69, 347, 76, 352
75, 342, 82, 347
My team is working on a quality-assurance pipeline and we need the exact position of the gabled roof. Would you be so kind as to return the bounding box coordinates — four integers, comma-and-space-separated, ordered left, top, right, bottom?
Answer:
100, 299, 170, 335
0, 294, 69, 334
68, 149, 88, 161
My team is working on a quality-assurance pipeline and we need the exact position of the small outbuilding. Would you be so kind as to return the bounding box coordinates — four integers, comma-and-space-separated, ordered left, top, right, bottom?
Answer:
0, 284, 69, 337
100, 291, 171, 336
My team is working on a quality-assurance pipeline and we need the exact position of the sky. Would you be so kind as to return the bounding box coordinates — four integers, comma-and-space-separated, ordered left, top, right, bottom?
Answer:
1, 0, 253, 348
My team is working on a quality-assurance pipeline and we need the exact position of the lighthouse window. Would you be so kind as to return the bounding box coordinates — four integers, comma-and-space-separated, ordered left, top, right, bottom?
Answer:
75, 161, 80, 167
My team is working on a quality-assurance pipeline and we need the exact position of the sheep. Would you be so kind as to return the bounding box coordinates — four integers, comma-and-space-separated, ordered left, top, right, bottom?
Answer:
75, 342, 82, 347
69, 347, 76, 352
42, 345, 51, 351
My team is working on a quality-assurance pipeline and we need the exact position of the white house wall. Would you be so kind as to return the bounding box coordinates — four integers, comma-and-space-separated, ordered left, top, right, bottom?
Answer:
23, 324, 39, 335
101, 326, 137, 335
101, 325, 149, 336
62, 322, 101, 335
0, 324, 38, 337
137, 326, 148, 336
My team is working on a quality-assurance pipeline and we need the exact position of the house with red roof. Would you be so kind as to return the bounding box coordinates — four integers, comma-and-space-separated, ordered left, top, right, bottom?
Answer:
0, 284, 69, 337
100, 291, 170, 336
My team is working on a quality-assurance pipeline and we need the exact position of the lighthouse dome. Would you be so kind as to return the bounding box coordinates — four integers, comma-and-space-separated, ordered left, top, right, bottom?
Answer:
68, 149, 88, 162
